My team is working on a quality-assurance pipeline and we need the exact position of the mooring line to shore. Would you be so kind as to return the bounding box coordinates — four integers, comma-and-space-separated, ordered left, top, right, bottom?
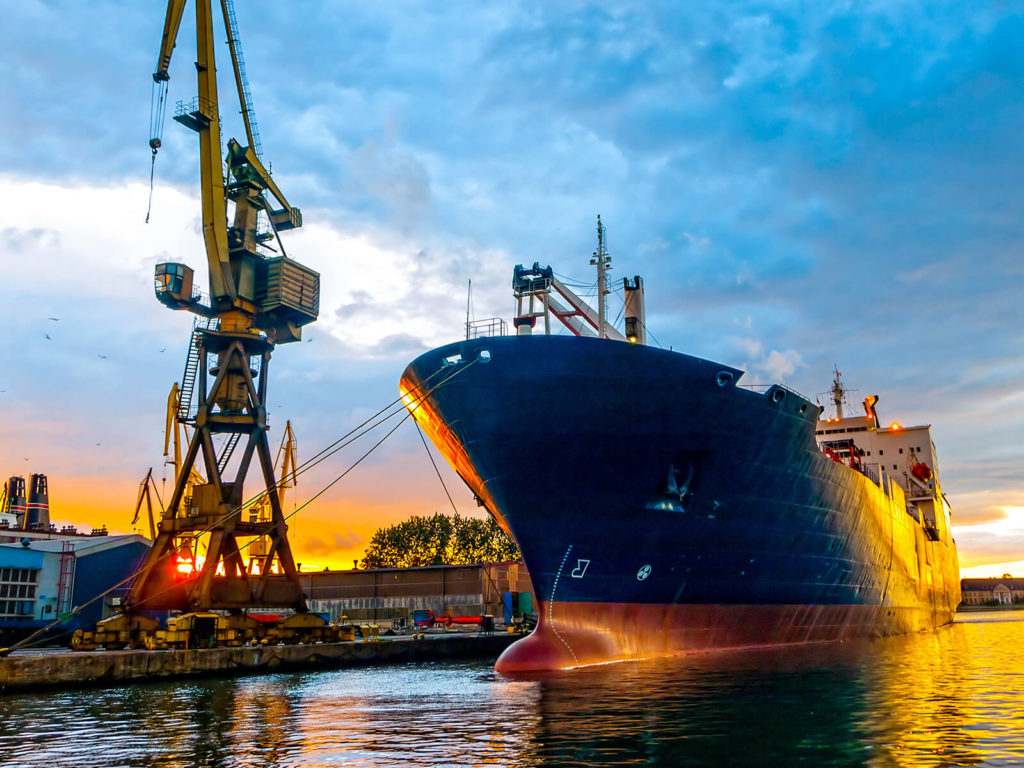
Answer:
414, 419, 461, 516
234, 363, 454, 512
2, 359, 476, 655
123, 359, 480, 615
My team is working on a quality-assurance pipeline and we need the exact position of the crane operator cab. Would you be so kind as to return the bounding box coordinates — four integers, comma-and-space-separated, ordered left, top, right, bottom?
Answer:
155, 262, 195, 309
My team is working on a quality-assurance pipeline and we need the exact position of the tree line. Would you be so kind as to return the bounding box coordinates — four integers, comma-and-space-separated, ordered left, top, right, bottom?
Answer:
360, 512, 521, 568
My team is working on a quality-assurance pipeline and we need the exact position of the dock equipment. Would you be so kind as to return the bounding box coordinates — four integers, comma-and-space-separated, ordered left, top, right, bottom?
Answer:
127, 0, 321, 618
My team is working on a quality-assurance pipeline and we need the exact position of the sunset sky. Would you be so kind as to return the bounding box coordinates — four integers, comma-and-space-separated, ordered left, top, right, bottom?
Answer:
1, 1, 1022, 577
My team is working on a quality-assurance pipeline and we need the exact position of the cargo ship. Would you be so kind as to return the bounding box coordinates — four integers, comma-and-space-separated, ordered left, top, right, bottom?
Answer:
400, 223, 960, 671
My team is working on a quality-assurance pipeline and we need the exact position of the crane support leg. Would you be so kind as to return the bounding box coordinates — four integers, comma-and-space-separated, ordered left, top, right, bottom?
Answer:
126, 328, 307, 613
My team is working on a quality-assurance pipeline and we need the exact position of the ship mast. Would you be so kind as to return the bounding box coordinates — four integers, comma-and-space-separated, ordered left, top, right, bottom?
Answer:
590, 215, 612, 339
831, 366, 845, 419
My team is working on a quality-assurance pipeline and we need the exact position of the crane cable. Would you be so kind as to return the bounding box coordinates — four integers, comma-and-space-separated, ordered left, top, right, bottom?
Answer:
146, 79, 170, 224
233, 363, 453, 511
0, 360, 474, 655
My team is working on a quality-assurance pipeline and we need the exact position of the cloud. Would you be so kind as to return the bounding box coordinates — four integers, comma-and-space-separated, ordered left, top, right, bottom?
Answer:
350, 129, 435, 232
762, 350, 803, 382
365, 333, 429, 359
303, 531, 365, 557
729, 337, 804, 384
3, 226, 61, 251
954, 508, 1024, 569
2, 1, 1024, 572
733, 337, 763, 359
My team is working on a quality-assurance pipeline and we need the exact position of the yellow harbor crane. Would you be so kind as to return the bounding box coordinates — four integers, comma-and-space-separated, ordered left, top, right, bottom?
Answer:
126, 0, 321, 615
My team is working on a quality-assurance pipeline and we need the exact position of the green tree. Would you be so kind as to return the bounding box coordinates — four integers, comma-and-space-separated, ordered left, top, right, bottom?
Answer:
360, 512, 520, 568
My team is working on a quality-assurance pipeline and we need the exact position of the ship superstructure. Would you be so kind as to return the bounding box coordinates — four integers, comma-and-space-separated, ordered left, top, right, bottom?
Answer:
816, 371, 950, 546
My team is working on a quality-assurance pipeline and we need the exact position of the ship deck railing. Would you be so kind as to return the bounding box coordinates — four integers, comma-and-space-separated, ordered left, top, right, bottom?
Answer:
467, 318, 508, 339
860, 462, 881, 486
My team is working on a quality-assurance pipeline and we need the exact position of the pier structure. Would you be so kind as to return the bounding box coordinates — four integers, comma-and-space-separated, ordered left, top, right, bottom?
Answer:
0, 633, 518, 693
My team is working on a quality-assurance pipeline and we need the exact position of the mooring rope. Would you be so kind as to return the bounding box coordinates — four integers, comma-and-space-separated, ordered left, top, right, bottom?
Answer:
1, 359, 475, 654
414, 418, 460, 516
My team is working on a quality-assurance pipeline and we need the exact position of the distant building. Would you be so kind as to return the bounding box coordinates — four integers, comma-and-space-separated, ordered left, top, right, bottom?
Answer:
299, 561, 535, 625
960, 575, 1024, 606
0, 534, 150, 644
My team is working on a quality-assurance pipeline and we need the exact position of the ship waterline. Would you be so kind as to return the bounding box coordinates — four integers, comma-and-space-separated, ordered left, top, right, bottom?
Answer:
495, 601, 955, 672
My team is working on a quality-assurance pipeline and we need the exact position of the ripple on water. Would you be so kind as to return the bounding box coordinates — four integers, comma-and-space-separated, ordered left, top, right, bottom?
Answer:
1, 615, 1023, 766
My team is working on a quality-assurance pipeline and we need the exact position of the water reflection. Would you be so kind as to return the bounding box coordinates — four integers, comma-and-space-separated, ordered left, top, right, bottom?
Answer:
0, 613, 1021, 767
525, 633, 987, 767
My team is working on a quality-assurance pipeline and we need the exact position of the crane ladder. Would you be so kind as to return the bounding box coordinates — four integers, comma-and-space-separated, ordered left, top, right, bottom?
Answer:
216, 432, 242, 475
178, 316, 217, 422
223, 0, 263, 159
56, 541, 75, 616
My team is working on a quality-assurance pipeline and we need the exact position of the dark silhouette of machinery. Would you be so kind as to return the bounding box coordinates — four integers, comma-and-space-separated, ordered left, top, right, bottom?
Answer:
127, 0, 319, 614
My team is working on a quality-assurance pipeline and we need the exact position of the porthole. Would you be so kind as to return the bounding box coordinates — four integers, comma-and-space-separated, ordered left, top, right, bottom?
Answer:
478, 349, 492, 363
716, 371, 733, 387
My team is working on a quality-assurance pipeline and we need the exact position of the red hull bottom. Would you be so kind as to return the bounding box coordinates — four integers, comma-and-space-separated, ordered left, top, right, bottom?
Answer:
495, 601, 955, 672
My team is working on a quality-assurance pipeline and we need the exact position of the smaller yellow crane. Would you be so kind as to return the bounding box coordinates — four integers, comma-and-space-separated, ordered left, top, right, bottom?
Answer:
163, 383, 207, 508
246, 421, 298, 575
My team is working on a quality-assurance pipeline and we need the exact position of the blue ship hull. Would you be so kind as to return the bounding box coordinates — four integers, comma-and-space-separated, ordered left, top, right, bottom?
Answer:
401, 336, 960, 670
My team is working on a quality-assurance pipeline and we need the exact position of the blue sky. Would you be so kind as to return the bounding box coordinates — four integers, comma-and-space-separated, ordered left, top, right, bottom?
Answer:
1, 1, 1022, 572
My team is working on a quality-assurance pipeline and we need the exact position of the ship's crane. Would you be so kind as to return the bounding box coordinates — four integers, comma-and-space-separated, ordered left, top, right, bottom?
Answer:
127, 0, 320, 614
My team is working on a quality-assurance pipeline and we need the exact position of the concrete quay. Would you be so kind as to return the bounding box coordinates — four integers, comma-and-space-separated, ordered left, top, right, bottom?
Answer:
0, 632, 519, 694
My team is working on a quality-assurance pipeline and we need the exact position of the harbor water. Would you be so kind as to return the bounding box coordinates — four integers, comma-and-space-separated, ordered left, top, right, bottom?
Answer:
1, 612, 1021, 767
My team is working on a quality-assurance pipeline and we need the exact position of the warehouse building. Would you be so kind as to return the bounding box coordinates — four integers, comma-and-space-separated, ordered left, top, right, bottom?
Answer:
299, 561, 535, 625
960, 575, 1024, 606
0, 534, 150, 644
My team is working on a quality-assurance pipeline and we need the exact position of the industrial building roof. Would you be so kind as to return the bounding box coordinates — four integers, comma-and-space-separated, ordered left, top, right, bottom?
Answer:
961, 577, 1024, 591
0, 534, 149, 556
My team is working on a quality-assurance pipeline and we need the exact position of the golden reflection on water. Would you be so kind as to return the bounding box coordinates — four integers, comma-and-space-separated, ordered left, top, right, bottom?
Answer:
0, 613, 1021, 767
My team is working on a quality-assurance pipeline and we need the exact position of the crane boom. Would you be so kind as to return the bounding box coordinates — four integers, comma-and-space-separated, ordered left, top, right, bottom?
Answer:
194, 0, 234, 305
153, 0, 187, 82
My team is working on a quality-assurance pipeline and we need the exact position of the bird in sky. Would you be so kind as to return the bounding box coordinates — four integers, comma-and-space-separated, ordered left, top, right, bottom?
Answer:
98, 354, 107, 359
159, 348, 166, 353
44, 334, 51, 340
48, 317, 60, 322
